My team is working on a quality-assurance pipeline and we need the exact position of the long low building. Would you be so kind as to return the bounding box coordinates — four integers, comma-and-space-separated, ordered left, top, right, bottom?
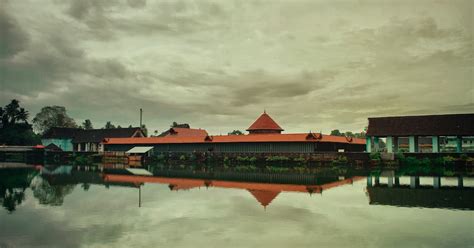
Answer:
103, 112, 365, 153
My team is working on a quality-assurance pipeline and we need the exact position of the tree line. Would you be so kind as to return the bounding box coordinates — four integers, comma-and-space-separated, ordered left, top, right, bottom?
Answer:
1, 99, 368, 146
0, 99, 146, 145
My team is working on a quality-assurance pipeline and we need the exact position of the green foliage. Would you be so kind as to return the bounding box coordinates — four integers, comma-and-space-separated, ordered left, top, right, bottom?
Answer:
81, 119, 93, 130
228, 130, 244, 135
265, 166, 290, 173
369, 152, 382, 161
0, 100, 41, 145
155, 154, 166, 162
33, 105, 77, 134
236, 156, 257, 162
72, 155, 93, 165
265, 156, 290, 162
235, 165, 257, 172
394, 152, 405, 160
223, 156, 230, 165
179, 155, 186, 161
104, 121, 116, 129
331, 155, 348, 167
330, 129, 343, 136
459, 153, 469, 161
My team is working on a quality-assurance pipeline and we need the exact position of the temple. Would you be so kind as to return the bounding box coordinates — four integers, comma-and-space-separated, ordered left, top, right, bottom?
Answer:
246, 111, 284, 134
104, 111, 366, 153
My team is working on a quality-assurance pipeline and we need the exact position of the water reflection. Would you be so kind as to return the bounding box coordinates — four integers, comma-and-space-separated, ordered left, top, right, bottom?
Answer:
366, 175, 474, 210
1, 163, 473, 248
1, 163, 473, 212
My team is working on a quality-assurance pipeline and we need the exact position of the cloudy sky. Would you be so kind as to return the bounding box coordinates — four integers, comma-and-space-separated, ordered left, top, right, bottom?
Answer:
0, 0, 472, 134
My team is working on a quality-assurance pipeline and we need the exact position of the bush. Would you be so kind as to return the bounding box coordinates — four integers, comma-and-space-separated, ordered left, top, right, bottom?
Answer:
331, 155, 348, 167
460, 153, 469, 161
369, 152, 382, 161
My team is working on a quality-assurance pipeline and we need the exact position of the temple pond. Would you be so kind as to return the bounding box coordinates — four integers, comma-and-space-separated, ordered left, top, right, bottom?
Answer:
1, 163, 473, 248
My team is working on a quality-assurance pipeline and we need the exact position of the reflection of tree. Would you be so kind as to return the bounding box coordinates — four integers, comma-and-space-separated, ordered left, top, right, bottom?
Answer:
0, 168, 38, 213
0, 187, 26, 213
30, 176, 76, 206
81, 183, 90, 191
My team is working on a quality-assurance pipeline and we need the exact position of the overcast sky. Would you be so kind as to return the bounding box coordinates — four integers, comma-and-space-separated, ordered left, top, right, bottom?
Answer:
1, 0, 472, 134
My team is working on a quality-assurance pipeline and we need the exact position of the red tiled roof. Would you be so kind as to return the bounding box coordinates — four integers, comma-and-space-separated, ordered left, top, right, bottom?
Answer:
103, 133, 366, 145
169, 128, 208, 137
103, 175, 364, 195
248, 190, 280, 207
247, 112, 284, 131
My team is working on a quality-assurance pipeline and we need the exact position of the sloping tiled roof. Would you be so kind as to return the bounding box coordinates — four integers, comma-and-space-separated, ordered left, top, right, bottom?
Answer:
42, 128, 81, 139
248, 190, 280, 207
247, 112, 284, 131
42, 127, 143, 143
103, 133, 366, 145
366, 114, 474, 137
73, 128, 143, 143
159, 127, 208, 137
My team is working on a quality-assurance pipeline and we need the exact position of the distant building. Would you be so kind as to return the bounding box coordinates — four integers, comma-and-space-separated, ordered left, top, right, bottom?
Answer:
158, 126, 208, 137
366, 113, 474, 153
104, 112, 366, 153
42, 127, 145, 152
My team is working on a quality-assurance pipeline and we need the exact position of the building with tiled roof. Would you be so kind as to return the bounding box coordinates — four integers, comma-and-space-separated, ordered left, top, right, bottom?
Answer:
42, 127, 144, 152
247, 111, 284, 134
158, 127, 208, 137
103, 111, 366, 153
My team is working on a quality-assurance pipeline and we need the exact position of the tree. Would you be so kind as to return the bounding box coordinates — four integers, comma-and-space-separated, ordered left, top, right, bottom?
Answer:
228, 130, 244, 135
82, 119, 93, 130
0, 100, 40, 145
104, 121, 116, 129
32, 106, 77, 134
171, 122, 190, 128
330, 129, 343, 136
344, 131, 355, 138
141, 124, 148, 137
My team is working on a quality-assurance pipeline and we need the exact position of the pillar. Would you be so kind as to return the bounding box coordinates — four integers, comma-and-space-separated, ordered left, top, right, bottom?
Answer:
366, 136, 372, 153
393, 137, 399, 153
386, 136, 393, 153
456, 136, 463, 153
388, 176, 394, 188
410, 176, 419, 189
374, 137, 380, 152
394, 177, 400, 186
374, 176, 380, 186
433, 177, 441, 189
409, 136, 418, 153
367, 176, 373, 187
432, 136, 440, 153
458, 176, 464, 188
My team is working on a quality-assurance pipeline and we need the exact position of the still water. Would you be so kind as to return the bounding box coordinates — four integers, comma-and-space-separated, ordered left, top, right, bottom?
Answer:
1, 164, 473, 248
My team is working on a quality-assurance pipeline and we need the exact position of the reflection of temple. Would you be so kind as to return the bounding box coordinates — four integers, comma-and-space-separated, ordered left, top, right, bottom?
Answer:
366, 175, 474, 210
103, 174, 363, 209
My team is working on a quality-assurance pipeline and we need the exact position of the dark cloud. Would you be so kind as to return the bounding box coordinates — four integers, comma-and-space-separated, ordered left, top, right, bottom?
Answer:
0, 0, 472, 134
0, 8, 29, 59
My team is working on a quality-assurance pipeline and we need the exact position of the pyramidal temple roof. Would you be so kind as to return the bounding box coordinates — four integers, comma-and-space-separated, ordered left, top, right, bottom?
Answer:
248, 190, 280, 208
246, 111, 284, 131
